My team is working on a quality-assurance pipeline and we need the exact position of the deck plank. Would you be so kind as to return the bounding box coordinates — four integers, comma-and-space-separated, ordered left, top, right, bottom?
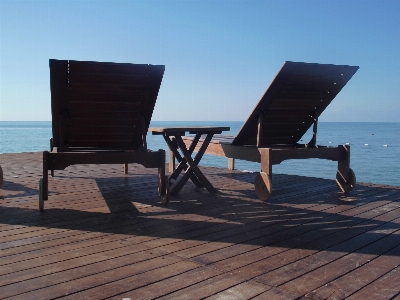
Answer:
0, 152, 399, 299
305, 244, 400, 299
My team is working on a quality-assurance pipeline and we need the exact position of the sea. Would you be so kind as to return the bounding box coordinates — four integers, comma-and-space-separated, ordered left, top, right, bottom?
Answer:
0, 121, 399, 187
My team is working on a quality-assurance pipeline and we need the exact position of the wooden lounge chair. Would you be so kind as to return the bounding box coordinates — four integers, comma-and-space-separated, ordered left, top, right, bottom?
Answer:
182, 61, 359, 201
39, 59, 168, 211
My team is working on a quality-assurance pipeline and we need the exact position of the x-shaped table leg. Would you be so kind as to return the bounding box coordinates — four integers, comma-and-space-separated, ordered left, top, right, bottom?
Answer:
163, 134, 203, 190
167, 132, 217, 195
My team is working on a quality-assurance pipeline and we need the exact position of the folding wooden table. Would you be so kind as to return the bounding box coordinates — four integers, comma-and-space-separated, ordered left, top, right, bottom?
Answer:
149, 126, 230, 202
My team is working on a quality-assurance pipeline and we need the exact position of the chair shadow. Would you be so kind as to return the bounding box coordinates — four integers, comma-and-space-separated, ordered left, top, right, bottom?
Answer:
0, 180, 38, 199
2, 169, 400, 258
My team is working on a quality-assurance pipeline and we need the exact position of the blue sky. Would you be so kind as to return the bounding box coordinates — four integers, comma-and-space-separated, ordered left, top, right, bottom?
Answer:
1, 0, 399, 122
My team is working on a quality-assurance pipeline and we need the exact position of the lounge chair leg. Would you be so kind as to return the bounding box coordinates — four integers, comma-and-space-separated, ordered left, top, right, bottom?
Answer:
259, 148, 272, 178
162, 176, 170, 205
50, 138, 54, 177
228, 158, 235, 170
255, 172, 272, 201
39, 178, 44, 212
255, 148, 273, 201
0, 165, 3, 188
169, 149, 175, 173
336, 168, 356, 193
336, 145, 356, 193
40, 151, 49, 212
157, 149, 169, 205
158, 169, 166, 195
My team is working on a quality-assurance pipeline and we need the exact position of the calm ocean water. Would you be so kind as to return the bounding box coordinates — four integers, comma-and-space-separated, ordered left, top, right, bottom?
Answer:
0, 121, 399, 186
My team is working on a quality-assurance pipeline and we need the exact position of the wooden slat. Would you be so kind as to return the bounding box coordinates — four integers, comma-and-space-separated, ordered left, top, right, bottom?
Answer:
305, 244, 400, 299
68, 81, 151, 95
274, 90, 331, 101
268, 98, 326, 109
64, 116, 139, 127
68, 101, 143, 112
114, 267, 227, 300
63, 116, 141, 149
261, 114, 314, 124
64, 140, 136, 149
68, 90, 150, 103
279, 71, 350, 86
278, 80, 344, 94
281, 61, 359, 77
192, 193, 399, 271
67, 99, 145, 113
253, 217, 400, 299
68, 72, 150, 86
264, 108, 316, 116
69, 60, 164, 77
240, 136, 296, 146
346, 267, 400, 299
65, 133, 135, 142
66, 124, 135, 135
49, 59, 69, 149
254, 129, 302, 139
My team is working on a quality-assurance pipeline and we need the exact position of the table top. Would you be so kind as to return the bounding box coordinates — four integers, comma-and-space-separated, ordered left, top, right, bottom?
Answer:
149, 126, 230, 134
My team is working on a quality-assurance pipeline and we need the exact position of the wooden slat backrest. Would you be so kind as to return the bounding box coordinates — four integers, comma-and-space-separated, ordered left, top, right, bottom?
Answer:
49, 59, 165, 151
232, 61, 358, 146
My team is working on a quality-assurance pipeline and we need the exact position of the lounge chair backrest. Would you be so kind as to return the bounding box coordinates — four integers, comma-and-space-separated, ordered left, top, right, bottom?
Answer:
49, 59, 165, 151
232, 61, 359, 146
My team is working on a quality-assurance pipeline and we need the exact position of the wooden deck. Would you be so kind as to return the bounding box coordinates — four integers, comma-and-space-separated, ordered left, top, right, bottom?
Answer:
1, 152, 400, 300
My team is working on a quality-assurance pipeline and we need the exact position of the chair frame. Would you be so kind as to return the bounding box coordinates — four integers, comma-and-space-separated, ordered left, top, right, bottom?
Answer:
39, 59, 168, 211
182, 61, 358, 200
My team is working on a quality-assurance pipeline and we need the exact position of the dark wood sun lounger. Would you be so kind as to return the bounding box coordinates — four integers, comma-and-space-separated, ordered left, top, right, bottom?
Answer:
182, 61, 359, 201
39, 59, 168, 211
